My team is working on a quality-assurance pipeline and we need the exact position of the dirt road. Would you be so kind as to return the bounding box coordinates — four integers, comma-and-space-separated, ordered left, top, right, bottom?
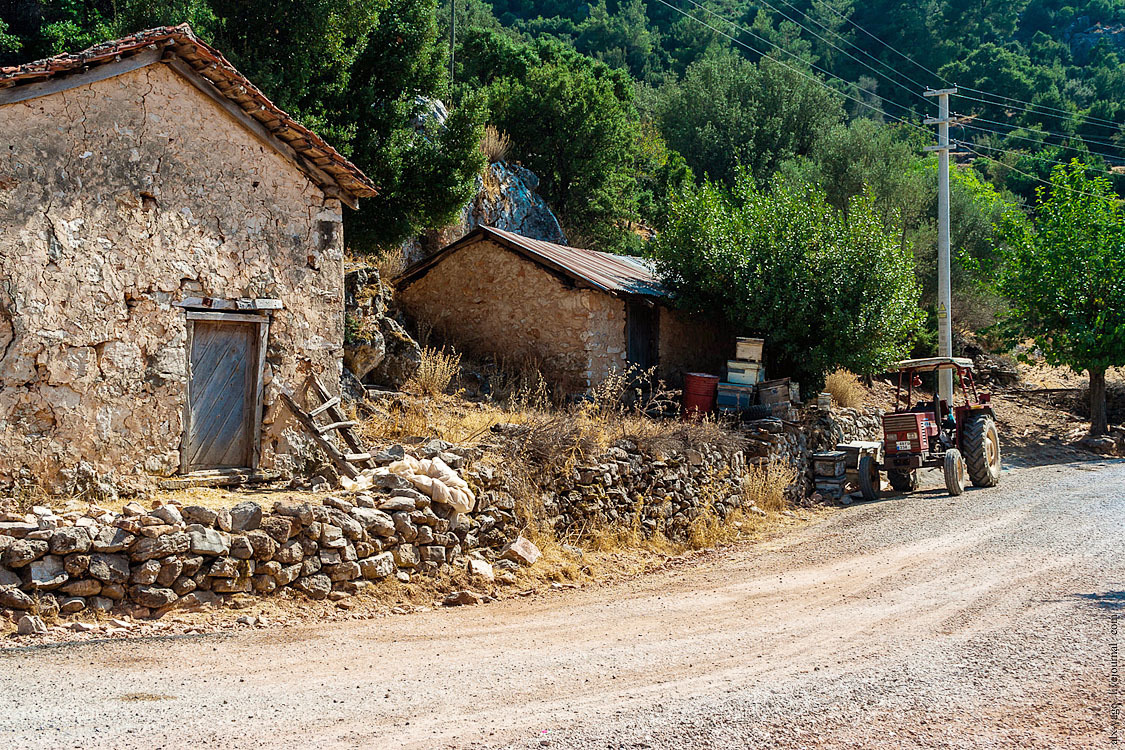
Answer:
3, 459, 1123, 749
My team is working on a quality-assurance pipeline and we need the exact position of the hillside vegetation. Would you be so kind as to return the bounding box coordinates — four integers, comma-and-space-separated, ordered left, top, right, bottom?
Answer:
4, 0, 1124, 399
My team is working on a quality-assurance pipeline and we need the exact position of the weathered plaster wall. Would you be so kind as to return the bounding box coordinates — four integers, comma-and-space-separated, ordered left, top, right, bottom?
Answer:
397, 239, 606, 391
658, 308, 733, 385
0, 62, 344, 488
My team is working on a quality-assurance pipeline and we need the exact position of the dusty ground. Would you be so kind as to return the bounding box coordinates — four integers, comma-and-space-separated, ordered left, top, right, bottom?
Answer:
2, 456, 1121, 749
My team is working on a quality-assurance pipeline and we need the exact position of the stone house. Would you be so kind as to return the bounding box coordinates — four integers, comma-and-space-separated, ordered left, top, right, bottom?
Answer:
0, 26, 377, 489
395, 226, 732, 391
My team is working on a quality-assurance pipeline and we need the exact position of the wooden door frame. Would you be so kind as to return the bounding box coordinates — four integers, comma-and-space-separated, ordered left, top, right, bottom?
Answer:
180, 310, 270, 474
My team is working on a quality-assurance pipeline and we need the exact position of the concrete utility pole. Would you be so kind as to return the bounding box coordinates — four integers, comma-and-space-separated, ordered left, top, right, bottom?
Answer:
445, 0, 450, 98
923, 87, 958, 406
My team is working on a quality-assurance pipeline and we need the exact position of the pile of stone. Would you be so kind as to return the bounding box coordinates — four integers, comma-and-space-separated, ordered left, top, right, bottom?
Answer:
535, 440, 751, 541
0, 441, 536, 624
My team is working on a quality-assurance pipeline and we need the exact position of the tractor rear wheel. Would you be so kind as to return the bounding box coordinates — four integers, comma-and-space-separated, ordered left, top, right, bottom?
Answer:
887, 470, 919, 492
857, 455, 880, 501
963, 415, 1001, 487
944, 449, 966, 496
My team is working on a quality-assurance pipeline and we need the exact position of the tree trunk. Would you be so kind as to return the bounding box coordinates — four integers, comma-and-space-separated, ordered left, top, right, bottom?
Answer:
1090, 368, 1108, 436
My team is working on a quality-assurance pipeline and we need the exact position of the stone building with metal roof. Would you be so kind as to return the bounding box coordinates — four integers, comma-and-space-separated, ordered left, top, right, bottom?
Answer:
395, 226, 732, 391
0, 26, 377, 490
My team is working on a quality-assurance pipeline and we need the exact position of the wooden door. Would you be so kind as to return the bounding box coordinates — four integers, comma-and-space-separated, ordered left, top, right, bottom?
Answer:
626, 301, 658, 372
183, 319, 261, 471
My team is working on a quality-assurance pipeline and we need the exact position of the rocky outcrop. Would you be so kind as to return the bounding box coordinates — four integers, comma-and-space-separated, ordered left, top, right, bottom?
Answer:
402, 161, 566, 263
344, 268, 421, 389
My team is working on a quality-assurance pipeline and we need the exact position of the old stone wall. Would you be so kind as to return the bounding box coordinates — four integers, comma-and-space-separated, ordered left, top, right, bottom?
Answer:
0, 441, 526, 620
0, 63, 344, 488
397, 239, 604, 390
657, 308, 734, 386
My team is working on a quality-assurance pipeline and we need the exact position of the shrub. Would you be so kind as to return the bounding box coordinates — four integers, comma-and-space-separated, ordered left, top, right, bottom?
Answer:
824, 369, 865, 409
410, 347, 461, 396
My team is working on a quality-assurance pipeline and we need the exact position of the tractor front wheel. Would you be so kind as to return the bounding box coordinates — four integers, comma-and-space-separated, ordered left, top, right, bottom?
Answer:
888, 470, 919, 492
944, 449, 966, 496
858, 455, 880, 501
963, 416, 1001, 487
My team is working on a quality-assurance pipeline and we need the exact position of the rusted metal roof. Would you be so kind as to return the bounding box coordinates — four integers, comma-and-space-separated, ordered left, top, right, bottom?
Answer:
0, 24, 377, 203
396, 226, 668, 300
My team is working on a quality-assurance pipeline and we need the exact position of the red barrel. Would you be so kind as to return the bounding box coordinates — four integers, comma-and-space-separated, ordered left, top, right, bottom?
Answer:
682, 372, 720, 419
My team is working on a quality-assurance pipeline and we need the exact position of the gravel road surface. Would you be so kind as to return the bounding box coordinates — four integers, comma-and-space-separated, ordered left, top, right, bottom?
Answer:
3, 459, 1123, 749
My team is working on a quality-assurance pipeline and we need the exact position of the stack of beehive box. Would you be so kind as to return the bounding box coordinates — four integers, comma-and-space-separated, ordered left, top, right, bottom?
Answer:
812, 450, 848, 500
716, 338, 764, 413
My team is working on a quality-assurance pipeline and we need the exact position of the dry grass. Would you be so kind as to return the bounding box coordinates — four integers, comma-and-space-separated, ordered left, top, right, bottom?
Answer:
480, 125, 511, 163
825, 369, 865, 409
741, 459, 797, 512
374, 247, 406, 281
409, 346, 462, 396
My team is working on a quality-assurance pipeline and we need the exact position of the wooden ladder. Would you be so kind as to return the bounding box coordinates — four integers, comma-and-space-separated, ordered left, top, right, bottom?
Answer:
279, 375, 375, 479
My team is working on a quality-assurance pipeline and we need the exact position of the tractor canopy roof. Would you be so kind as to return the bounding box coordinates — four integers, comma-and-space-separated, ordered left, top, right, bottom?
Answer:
894, 357, 975, 373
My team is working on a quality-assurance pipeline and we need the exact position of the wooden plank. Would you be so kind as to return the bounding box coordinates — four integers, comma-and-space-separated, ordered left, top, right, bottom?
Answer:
176, 297, 283, 311
185, 310, 269, 323
180, 319, 196, 475
308, 397, 340, 418
307, 376, 372, 464
317, 420, 358, 434
250, 319, 269, 470
344, 453, 373, 462
0, 49, 162, 106
278, 392, 359, 478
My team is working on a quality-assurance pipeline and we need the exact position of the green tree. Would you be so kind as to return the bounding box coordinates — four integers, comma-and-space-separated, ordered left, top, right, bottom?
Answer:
992, 161, 1125, 435
651, 172, 922, 389
654, 49, 845, 185
342, 0, 486, 248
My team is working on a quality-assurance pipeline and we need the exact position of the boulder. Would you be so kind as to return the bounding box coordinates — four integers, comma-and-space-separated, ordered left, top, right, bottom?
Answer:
17, 615, 47, 635
61, 578, 102, 597
351, 508, 396, 537
229, 501, 263, 532
149, 505, 183, 526
2, 539, 48, 568
500, 536, 542, 567
0, 566, 20, 587
59, 596, 86, 614
392, 544, 419, 568
245, 531, 278, 561
0, 587, 34, 610
259, 516, 293, 544
182, 506, 219, 527
359, 552, 395, 580
91, 527, 134, 553
442, 590, 482, 606
131, 559, 161, 585
129, 585, 178, 608
88, 553, 130, 584
28, 555, 68, 589
467, 557, 494, 582
293, 574, 332, 600
229, 536, 254, 559
49, 528, 92, 555
187, 525, 231, 556
129, 533, 189, 562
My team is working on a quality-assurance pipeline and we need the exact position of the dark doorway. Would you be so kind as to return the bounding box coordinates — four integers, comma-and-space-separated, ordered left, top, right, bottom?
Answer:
626, 300, 659, 372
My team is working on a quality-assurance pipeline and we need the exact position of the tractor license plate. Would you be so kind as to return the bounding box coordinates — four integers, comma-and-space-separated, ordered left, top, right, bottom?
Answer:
895, 441, 912, 451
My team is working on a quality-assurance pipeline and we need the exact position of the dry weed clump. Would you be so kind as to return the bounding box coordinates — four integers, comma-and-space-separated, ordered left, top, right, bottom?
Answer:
374, 247, 406, 281
410, 346, 462, 396
480, 125, 511, 163
741, 459, 797, 512
825, 369, 865, 409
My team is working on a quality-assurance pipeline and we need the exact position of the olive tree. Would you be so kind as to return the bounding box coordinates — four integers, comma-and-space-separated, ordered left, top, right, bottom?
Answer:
993, 161, 1125, 435
651, 172, 922, 390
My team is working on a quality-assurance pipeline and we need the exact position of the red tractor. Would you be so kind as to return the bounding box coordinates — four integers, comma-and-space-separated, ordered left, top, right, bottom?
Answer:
858, 357, 1002, 500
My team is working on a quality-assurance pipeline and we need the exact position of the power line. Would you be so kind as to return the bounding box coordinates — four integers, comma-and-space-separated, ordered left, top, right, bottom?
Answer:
785, 0, 1125, 133
690, 0, 930, 105
959, 140, 1124, 176
956, 122, 1125, 165
767, 0, 935, 93
959, 142, 1122, 202
958, 114, 1125, 152
652, 0, 930, 132
957, 89, 1124, 131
